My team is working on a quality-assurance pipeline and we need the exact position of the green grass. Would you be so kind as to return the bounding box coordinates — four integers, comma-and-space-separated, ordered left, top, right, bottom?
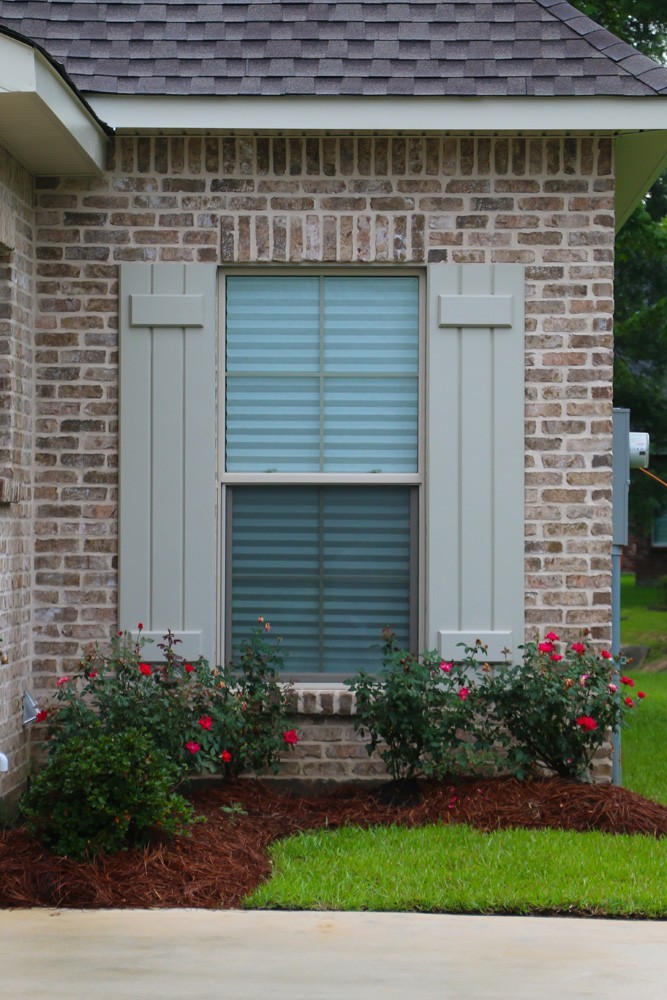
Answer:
620, 573, 667, 662
622, 671, 667, 804
245, 823, 667, 917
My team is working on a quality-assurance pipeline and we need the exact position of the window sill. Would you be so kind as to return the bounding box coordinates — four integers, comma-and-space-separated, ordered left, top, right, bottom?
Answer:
287, 684, 357, 717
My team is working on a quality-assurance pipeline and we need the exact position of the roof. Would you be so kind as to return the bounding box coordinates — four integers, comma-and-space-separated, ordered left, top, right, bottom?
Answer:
0, 0, 666, 98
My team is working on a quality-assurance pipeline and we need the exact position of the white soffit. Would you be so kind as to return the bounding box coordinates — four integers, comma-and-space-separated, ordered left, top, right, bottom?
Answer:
0, 34, 107, 175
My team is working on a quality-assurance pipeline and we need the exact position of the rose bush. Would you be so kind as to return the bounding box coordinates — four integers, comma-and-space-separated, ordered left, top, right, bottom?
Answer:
345, 628, 506, 782
480, 631, 643, 779
37, 619, 297, 778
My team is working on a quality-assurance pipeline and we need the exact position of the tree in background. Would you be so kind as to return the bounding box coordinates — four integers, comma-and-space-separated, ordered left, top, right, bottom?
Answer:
579, 0, 667, 529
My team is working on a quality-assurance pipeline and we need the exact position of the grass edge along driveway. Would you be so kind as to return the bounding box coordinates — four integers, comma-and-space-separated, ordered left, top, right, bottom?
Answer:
245, 822, 667, 917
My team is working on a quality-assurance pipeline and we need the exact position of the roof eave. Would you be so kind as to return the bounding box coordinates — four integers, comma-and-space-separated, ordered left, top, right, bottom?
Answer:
0, 33, 109, 176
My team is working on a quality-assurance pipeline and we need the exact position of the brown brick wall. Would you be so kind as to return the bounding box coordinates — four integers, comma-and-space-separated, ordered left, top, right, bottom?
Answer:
0, 147, 35, 804
29, 134, 615, 780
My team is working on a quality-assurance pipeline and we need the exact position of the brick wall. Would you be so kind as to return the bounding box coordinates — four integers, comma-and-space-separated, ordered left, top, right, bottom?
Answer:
0, 147, 34, 805
31, 134, 615, 781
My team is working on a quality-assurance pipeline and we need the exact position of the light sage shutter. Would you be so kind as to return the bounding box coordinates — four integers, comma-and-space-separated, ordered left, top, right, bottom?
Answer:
427, 263, 525, 661
119, 263, 217, 661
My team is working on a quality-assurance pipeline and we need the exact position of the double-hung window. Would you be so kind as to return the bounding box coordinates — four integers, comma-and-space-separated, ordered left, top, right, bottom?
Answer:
222, 272, 422, 676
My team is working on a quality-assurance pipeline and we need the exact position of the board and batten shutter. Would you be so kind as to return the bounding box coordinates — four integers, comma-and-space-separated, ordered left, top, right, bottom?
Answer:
119, 263, 217, 661
427, 263, 525, 661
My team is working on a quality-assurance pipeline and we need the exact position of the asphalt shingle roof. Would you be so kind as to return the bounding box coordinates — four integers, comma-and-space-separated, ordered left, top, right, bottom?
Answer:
1, 0, 666, 97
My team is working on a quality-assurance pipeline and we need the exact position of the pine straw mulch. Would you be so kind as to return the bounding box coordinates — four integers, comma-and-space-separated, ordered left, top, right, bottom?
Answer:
2, 776, 667, 910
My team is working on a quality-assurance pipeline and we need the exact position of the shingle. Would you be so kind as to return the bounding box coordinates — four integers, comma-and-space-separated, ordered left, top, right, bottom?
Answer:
0, 0, 665, 97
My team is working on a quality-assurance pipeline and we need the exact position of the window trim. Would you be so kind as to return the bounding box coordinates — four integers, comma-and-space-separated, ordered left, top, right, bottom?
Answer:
217, 266, 426, 678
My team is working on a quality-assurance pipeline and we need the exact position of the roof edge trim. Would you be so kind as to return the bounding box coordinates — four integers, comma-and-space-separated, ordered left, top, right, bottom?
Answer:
89, 94, 667, 134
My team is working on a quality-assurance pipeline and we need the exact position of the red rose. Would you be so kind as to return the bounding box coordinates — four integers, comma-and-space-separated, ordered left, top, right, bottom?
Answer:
624, 697, 635, 708
571, 642, 585, 655
185, 741, 200, 754
184, 663, 194, 674
198, 715, 213, 730
620, 675, 634, 687
87, 669, 98, 679
221, 750, 232, 763
457, 687, 470, 702
538, 641, 553, 654
56, 676, 70, 687
550, 653, 563, 662
137, 622, 144, 630
576, 715, 597, 731
36, 709, 48, 723
638, 691, 646, 699
545, 631, 560, 642
600, 650, 612, 660
139, 662, 152, 676
283, 729, 298, 745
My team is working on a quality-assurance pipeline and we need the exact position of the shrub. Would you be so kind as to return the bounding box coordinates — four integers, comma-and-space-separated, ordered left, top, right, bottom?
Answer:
22, 728, 195, 859
40, 620, 295, 777
481, 631, 645, 779
345, 628, 504, 782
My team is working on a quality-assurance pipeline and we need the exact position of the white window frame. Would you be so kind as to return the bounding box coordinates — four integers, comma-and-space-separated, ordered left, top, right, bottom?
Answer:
216, 266, 426, 679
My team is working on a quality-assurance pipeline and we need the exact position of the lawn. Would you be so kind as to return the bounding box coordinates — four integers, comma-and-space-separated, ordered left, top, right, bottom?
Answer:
620, 572, 667, 664
245, 823, 667, 917
622, 670, 667, 804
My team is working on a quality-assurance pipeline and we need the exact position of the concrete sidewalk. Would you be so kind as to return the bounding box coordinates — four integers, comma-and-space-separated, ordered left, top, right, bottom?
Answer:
2, 908, 666, 999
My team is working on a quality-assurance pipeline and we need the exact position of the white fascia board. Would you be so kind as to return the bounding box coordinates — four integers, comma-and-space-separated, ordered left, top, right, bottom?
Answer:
0, 33, 107, 174
90, 93, 667, 134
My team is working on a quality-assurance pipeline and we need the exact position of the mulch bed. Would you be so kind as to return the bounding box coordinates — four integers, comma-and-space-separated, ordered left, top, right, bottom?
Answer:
2, 776, 667, 910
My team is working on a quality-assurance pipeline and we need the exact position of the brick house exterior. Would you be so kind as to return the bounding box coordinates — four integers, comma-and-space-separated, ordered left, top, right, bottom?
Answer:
1, 1, 667, 800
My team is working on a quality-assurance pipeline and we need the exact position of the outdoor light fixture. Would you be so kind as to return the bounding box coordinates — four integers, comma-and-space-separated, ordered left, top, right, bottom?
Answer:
22, 691, 40, 726
0, 753, 8, 772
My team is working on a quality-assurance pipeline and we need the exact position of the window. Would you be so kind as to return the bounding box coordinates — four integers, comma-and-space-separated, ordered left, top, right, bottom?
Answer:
222, 273, 422, 676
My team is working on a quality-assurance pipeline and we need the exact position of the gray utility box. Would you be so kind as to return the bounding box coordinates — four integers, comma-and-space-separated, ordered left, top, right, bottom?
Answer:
612, 407, 650, 546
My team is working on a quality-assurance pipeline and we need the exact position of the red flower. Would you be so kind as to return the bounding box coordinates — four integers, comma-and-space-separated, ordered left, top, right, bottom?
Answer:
638, 691, 646, 699
439, 660, 453, 673
550, 653, 563, 662
600, 649, 612, 660
571, 642, 585, 655
184, 663, 194, 674
87, 669, 98, 679
457, 687, 470, 702
576, 715, 597, 731
538, 641, 554, 654
545, 631, 560, 642
56, 676, 70, 687
624, 697, 635, 708
117, 631, 123, 637
185, 741, 200, 754
198, 715, 213, 730
137, 622, 144, 630
139, 662, 152, 676
283, 729, 298, 745
221, 750, 232, 763
620, 675, 634, 687
36, 709, 48, 723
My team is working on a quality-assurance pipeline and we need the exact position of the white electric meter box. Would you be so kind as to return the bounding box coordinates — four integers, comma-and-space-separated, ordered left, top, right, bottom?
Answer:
629, 432, 650, 469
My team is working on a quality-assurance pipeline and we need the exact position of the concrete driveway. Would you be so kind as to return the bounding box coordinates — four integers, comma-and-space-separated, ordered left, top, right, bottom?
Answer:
2, 908, 666, 999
